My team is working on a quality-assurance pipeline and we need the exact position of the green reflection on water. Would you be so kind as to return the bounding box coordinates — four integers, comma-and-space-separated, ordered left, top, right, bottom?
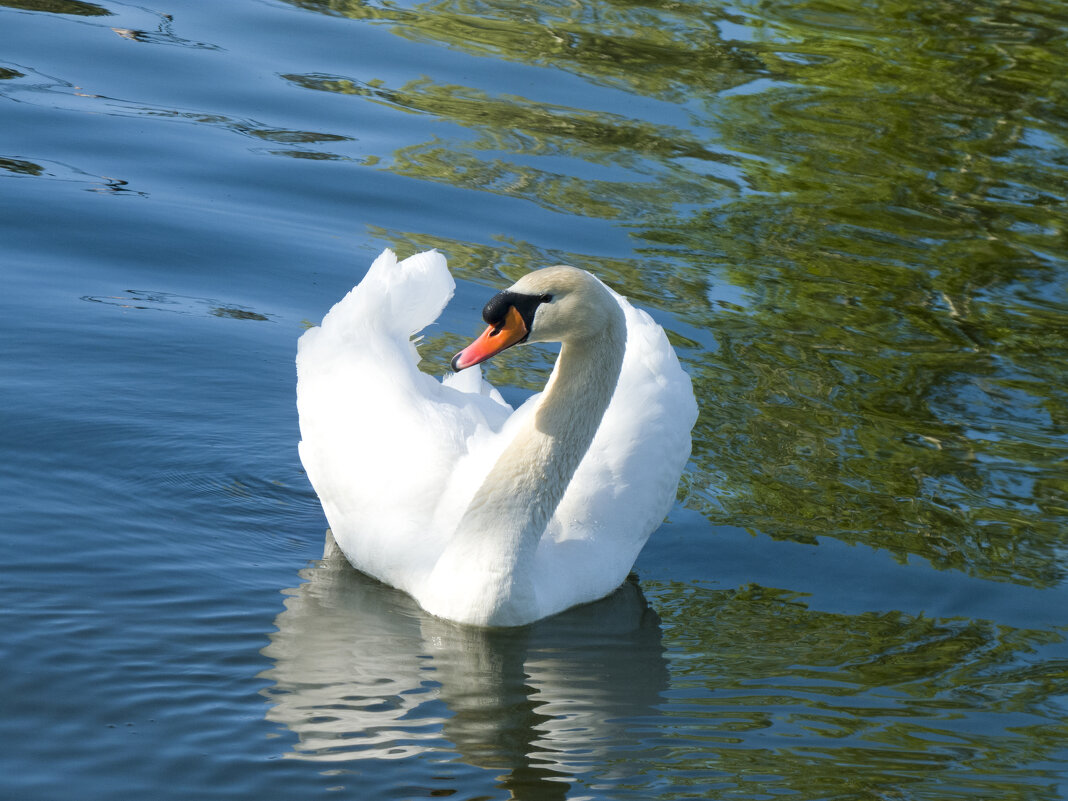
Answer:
661, 0, 1068, 588
283, 0, 1067, 588
648, 582, 1067, 799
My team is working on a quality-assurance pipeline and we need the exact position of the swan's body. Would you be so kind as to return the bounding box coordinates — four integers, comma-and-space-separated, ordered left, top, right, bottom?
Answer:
296, 249, 696, 626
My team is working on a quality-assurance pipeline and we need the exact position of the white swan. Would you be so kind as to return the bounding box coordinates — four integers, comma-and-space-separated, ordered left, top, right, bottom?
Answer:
296, 249, 696, 626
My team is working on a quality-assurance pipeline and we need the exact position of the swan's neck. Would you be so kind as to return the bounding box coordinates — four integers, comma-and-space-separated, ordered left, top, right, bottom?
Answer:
483, 331, 626, 535
428, 301, 626, 625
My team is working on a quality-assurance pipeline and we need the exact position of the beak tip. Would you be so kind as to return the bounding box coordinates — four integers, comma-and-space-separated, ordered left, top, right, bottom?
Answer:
452, 306, 527, 373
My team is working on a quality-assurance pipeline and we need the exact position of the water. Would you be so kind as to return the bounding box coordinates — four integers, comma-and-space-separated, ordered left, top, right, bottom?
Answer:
2, 0, 1066, 798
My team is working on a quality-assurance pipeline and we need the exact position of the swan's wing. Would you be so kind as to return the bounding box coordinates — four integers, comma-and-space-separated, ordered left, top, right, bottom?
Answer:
536, 290, 697, 603
296, 249, 510, 592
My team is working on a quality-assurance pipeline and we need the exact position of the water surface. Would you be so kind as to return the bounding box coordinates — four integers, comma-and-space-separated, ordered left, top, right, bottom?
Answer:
1, 0, 1066, 799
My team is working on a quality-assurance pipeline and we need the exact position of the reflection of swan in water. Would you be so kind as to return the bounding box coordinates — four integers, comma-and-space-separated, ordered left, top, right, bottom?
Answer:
260, 534, 668, 795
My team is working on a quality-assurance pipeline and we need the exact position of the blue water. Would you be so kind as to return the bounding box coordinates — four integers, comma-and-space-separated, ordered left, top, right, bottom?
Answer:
2, 0, 1067, 799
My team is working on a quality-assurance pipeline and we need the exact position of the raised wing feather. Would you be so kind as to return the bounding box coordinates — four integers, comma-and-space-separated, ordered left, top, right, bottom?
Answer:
296, 250, 509, 592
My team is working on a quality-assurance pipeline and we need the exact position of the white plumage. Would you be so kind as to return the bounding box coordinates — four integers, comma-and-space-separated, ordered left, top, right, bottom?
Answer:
297, 248, 696, 626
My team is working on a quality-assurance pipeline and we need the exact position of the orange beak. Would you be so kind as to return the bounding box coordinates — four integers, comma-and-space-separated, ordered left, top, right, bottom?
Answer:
452, 306, 528, 371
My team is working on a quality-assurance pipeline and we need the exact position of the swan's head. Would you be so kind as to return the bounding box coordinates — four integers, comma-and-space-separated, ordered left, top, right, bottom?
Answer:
452, 266, 616, 371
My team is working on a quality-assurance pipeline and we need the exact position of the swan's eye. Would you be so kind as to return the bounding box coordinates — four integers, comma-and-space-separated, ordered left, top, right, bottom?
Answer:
540, 294, 553, 304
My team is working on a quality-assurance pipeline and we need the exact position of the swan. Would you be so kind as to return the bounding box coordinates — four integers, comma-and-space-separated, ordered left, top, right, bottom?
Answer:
296, 249, 696, 626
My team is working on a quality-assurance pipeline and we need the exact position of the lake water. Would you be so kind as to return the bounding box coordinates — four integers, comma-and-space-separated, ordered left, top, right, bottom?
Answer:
2, 0, 1066, 799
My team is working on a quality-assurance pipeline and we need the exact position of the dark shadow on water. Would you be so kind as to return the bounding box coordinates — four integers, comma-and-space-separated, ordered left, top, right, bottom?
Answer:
260, 533, 668, 799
